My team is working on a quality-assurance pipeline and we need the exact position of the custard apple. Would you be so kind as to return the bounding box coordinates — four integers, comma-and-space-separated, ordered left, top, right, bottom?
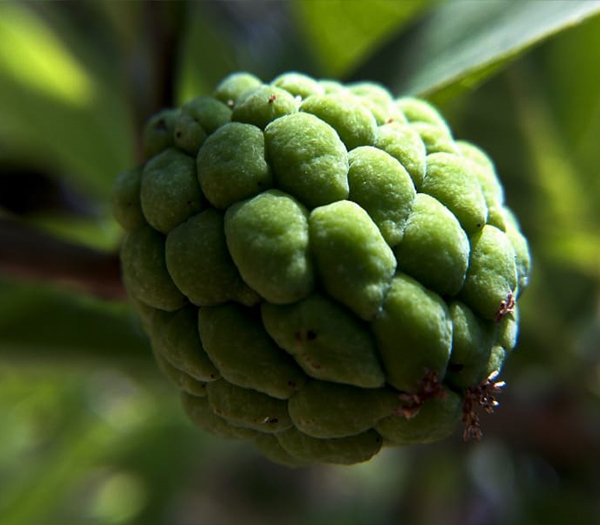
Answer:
113, 72, 531, 467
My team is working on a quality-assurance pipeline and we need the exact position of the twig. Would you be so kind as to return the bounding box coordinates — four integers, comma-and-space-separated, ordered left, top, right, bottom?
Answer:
0, 218, 125, 300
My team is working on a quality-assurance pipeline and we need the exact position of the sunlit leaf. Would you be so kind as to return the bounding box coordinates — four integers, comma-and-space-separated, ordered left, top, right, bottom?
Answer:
292, 0, 428, 79
0, 3, 135, 199
510, 64, 600, 280
389, 1, 600, 102
0, 4, 93, 106
543, 13, 600, 198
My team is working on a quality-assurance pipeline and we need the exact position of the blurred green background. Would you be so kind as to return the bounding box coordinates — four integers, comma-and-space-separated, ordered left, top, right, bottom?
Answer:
1, 2, 600, 524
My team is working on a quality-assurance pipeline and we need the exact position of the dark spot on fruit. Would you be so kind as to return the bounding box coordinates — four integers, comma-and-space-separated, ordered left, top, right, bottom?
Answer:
306, 330, 317, 341
155, 119, 167, 132
269, 418, 278, 424
268, 94, 277, 103
288, 380, 297, 388
175, 131, 182, 138
294, 332, 302, 342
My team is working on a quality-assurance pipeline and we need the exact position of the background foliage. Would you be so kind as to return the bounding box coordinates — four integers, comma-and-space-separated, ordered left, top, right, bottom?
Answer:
1, 2, 600, 524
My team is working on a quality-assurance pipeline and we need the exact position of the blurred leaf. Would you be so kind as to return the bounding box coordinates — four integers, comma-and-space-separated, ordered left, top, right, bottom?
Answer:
389, 1, 600, 102
543, 13, 600, 198
24, 212, 121, 251
0, 3, 135, 199
0, 365, 201, 525
292, 0, 428, 79
509, 63, 600, 281
175, 6, 239, 105
0, 280, 149, 362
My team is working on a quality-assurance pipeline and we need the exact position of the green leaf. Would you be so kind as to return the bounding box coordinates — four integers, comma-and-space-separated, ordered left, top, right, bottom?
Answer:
543, 13, 600, 196
292, 0, 428, 78
0, 280, 150, 362
509, 63, 600, 280
0, 3, 136, 199
392, 1, 600, 103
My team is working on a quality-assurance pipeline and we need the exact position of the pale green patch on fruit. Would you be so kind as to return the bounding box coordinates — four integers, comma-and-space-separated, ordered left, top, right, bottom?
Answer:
182, 96, 232, 134
232, 85, 298, 129
456, 140, 505, 203
277, 427, 382, 465
487, 346, 507, 377
253, 434, 310, 468
300, 93, 377, 150
422, 153, 488, 234
495, 306, 519, 352
261, 293, 385, 388
166, 209, 259, 306
142, 108, 178, 159
214, 72, 262, 106
198, 304, 307, 399
456, 141, 507, 232
173, 113, 207, 155
120, 225, 186, 311
347, 146, 416, 246
150, 307, 220, 382
445, 301, 495, 390
181, 392, 259, 439
174, 96, 232, 154
197, 122, 272, 209
140, 148, 203, 234
411, 122, 459, 155
348, 82, 394, 124
319, 79, 345, 94
288, 380, 398, 438
395, 193, 470, 297
272, 71, 324, 99
374, 123, 426, 189
375, 389, 461, 445
396, 97, 450, 132
372, 273, 453, 392
309, 201, 396, 321
112, 167, 144, 232
225, 190, 314, 304
460, 225, 518, 320
503, 209, 532, 296
206, 380, 293, 433
154, 353, 208, 397
264, 112, 349, 208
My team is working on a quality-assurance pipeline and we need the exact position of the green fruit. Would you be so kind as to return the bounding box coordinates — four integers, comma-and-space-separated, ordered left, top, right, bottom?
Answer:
261, 293, 385, 388
264, 112, 349, 208
197, 122, 272, 209
116, 72, 531, 467
347, 146, 415, 246
174, 96, 231, 154
376, 388, 462, 445
300, 93, 377, 150
372, 273, 453, 391
141, 148, 203, 234
112, 167, 144, 232
309, 200, 396, 321
142, 108, 178, 159
394, 193, 469, 297
224, 190, 313, 304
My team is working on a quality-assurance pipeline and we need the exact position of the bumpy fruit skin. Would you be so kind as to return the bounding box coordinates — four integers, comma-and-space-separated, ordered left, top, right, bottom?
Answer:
115, 71, 531, 467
